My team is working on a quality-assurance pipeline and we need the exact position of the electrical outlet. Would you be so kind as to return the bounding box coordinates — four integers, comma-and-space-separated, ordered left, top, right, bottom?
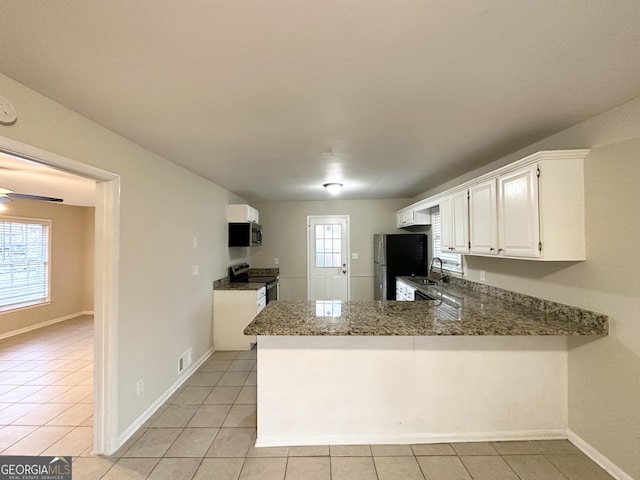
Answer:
351, 253, 359, 260
192, 265, 199, 276
274, 257, 279, 265
136, 378, 144, 396
480, 270, 486, 282
192, 237, 199, 248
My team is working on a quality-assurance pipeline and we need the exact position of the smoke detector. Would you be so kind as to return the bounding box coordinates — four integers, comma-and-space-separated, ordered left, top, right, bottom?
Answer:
0, 97, 17, 125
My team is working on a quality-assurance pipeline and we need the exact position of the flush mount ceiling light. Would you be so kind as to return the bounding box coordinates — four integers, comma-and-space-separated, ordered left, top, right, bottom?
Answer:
323, 182, 343, 195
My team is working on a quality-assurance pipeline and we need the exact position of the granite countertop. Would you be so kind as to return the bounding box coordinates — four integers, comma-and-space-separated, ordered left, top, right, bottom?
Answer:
244, 278, 608, 337
213, 268, 279, 291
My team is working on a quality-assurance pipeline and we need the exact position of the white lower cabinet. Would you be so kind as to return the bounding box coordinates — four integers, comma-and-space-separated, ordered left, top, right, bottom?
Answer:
213, 287, 265, 350
395, 279, 415, 301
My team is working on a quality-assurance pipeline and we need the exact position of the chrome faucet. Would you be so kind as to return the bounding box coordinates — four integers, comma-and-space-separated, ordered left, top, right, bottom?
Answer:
429, 257, 448, 283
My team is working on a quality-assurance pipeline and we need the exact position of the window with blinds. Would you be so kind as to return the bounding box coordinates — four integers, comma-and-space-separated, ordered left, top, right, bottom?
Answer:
431, 206, 463, 274
0, 218, 50, 310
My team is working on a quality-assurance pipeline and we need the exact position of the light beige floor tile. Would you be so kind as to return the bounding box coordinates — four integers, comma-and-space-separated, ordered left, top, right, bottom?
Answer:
417, 456, 472, 480
375, 455, 426, 480
0, 425, 38, 450
493, 439, 581, 455
0, 385, 44, 402
148, 457, 202, 480
244, 372, 257, 387
123, 428, 182, 457
288, 445, 330, 457
0, 402, 40, 424
235, 351, 257, 360
412, 443, 456, 456
235, 386, 257, 404
51, 385, 93, 403
222, 404, 257, 428
172, 386, 213, 405
111, 428, 146, 457
188, 404, 232, 428
228, 360, 256, 372
2, 425, 74, 455
370, 444, 414, 456
211, 351, 240, 360
193, 457, 245, 480
218, 371, 251, 387
239, 457, 287, 480
42, 426, 93, 456
503, 454, 568, 480
71, 456, 118, 480
0, 385, 18, 396
165, 427, 219, 457
451, 442, 500, 455
52, 370, 93, 386
150, 404, 199, 428
22, 385, 73, 403
101, 458, 160, 480
247, 445, 289, 457
286, 456, 330, 480
546, 453, 616, 480
187, 371, 224, 387
200, 360, 233, 372
46, 402, 93, 426
206, 427, 256, 457
331, 456, 378, 480
205, 386, 242, 404
330, 444, 372, 456
460, 455, 519, 480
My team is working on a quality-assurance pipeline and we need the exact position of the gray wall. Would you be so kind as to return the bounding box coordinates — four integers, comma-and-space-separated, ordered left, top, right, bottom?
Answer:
250, 198, 410, 300
415, 96, 640, 479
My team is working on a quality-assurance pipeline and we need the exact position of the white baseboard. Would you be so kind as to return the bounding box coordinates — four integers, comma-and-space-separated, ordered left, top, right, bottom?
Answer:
567, 429, 635, 480
114, 347, 214, 452
256, 429, 567, 448
0, 311, 90, 340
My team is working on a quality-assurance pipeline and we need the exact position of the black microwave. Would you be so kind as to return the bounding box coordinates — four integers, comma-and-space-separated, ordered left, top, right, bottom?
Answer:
228, 222, 262, 247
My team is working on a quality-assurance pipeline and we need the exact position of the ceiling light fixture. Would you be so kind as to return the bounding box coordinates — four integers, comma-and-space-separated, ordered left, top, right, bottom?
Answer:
323, 182, 343, 195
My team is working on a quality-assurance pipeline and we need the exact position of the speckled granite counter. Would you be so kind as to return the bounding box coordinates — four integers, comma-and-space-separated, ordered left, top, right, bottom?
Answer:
244, 279, 608, 336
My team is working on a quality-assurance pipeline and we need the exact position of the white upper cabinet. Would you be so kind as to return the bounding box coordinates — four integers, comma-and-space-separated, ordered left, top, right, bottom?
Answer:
399, 149, 589, 261
469, 179, 498, 255
396, 208, 430, 228
497, 164, 540, 258
228, 204, 259, 223
440, 189, 470, 254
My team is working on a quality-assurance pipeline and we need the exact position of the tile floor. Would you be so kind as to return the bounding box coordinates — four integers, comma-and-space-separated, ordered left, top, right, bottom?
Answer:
0, 317, 616, 479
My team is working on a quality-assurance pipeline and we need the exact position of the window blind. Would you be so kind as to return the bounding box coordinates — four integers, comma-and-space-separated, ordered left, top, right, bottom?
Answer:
0, 219, 50, 309
431, 207, 463, 274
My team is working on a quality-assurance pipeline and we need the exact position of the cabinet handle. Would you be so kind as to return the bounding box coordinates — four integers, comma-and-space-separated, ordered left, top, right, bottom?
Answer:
489, 247, 495, 251
498, 248, 504, 253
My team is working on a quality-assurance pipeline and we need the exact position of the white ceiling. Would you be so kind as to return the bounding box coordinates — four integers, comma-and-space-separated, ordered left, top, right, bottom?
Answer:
1, 1, 640, 202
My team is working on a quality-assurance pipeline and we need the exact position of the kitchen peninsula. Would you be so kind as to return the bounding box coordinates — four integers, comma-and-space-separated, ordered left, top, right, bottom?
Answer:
244, 279, 607, 447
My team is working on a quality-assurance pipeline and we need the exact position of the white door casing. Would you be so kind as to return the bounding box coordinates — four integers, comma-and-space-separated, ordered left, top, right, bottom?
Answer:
307, 215, 350, 300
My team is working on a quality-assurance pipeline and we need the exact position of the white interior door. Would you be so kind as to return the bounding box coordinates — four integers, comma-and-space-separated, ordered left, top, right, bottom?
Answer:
307, 216, 350, 300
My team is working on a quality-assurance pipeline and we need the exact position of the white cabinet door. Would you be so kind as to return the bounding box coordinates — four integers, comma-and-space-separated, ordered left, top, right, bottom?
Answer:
469, 179, 498, 255
451, 189, 470, 253
396, 212, 406, 228
497, 164, 540, 258
439, 196, 453, 251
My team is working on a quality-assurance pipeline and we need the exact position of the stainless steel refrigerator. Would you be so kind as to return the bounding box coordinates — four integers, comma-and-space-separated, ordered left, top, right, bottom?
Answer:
374, 233, 429, 300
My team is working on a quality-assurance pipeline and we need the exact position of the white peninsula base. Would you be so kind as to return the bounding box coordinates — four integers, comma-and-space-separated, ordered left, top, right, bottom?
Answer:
255, 335, 568, 447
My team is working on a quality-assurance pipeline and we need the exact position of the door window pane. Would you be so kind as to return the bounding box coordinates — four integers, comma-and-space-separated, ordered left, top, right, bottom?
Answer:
314, 223, 342, 268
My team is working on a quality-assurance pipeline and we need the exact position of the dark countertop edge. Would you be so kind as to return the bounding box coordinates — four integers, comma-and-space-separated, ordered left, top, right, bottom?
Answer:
397, 276, 608, 330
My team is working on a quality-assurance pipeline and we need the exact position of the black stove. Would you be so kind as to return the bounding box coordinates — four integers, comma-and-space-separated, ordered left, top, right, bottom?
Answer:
229, 263, 279, 303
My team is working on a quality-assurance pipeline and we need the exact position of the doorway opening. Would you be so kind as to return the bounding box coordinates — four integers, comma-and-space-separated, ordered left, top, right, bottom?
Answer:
0, 135, 120, 455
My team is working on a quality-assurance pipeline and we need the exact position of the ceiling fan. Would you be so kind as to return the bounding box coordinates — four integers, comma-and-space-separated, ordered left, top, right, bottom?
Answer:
0, 187, 63, 204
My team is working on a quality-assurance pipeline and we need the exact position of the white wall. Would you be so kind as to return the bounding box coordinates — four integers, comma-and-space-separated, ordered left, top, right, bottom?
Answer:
250, 198, 410, 300
414, 96, 640, 480
0, 200, 93, 336
0, 74, 247, 440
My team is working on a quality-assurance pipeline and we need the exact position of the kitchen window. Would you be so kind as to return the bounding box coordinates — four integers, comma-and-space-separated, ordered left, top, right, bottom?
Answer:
431, 207, 464, 274
0, 218, 51, 311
